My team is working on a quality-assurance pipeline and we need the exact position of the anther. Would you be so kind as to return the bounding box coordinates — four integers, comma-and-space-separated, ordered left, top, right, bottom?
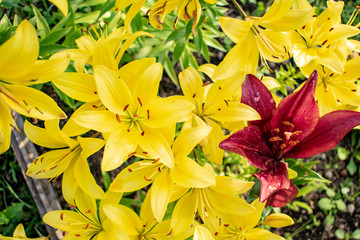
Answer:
75, 234, 80, 237
92, 105, 98, 108
192, 93, 196, 98
202, 81, 211, 87
224, 100, 229, 106
269, 136, 282, 142
167, 228, 173, 236
147, 109, 150, 119
128, 168, 133, 172
50, 165, 58, 170
141, 131, 145, 136
321, 39, 328, 46
329, 27, 334, 32
35, 107, 43, 114
137, 97, 142, 106
312, 14, 317, 17
123, 104, 129, 112
116, 114, 121, 123
292, 131, 302, 136
85, 210, 91, 213
60, 213, 64, 220
144, 176, 152, 181
289, 140, 300, 146
273, 128, 280, 133
302, 25, 306, 29
224, 224, 229, 227
128, 152, 137, 158
142, 151, 148, 154
153, 158, 160, 163
282, 121, 294, 128
280, 143, 287, 149
158, 167, 162, 172
83, 223, 89, 229
352, 89, 357, 92
329, 73, 334, 77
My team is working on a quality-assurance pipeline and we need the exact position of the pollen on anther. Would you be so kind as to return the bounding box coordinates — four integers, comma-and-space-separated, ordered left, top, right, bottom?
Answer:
92, 105, 98, 108
142, 151, 148, 154
137, 97, 143, 106
123, 104, 129, 112
116, 114, 121, 123
282, 121, 294, 128
192, 93, 196, 98
128, 168, 133, 172
202, 81, 211, 87
158, 167, 162, 172
289, 140, 300, 146
329, 27, 334, 32
147, 109, 150, 119
302, 25, 306, 29
83, 223, 90, 229
280, 143, 287, 149
224, 224, 229, 227
269, 136, 282, 142
273, 128, 280, 133
141, 131, 145, 136
75, 234, 81, 237
329, 73, 334, 77
85, 210, 91, 213
144, 176, 152, 181
215, 232, 219, 236
224, 100, 229, 106
321, 39, 328, 46
60, 213, 64, 220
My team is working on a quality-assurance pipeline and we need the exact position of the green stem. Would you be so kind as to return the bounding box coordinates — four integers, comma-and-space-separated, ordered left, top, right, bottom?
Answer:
230, 0, 247, 19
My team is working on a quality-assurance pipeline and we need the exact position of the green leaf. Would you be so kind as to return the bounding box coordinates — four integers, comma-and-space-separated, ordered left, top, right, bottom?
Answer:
334, 199, 346, 211
292, 201, 313, 214
96, 0, 115, 22
0, 212, 9, 225
32, 4, 50, 39
324, 214, 334, 225
80, 0, 107, 7
165, 27, 186, 43
318, 198, 333, 211
172, 37, 187, 65
337, 147, 350, 160
51, 83, 77, 110
185, 19, 194, 39
352, 229, 360, 239
286, 159, 331, 184
40, 27, 73, 45
52, 13, 73, 32
346, 158, 357, 176
0, 14, 11, 33
297, 183, 325, 197
161, 53, 178, 85
102, 171, 111, 190
326, 188, 336, 198
39, 44, 68, 56
194, 27, 203, 53
3, 203, 24, 220
335, 229, 345, 239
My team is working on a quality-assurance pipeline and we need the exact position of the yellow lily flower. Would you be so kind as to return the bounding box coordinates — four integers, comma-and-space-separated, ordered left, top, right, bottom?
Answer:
116, 0, 217, 32
299, 56, 360, 115
290, 0, 360, 74
73, 58, 194, 171
170, 164, 255, 236
179, 67, 260, 164
204, 199, 292, 239
25, 118, 105, 204
0, 224, 47, 240
213, 0, 313, 79
53, 25, 152, 72
0, 20, 69, 154
103, 192, 195, 239
43, 189, 126, 240
109, 126, 215, 222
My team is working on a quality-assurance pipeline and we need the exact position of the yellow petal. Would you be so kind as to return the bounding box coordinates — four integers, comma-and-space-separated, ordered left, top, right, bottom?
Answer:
53, 72, 99, 102
138, 128, 174, 169
171, 157, 216, 188
261, 0, 294, 22
209, 101, 260, 122
343, 56, 360, 81
109, 160, 159, 192
44, 119, 77, 148
264, 213, 294, 228
123, 0, 146, 32
315, 47, 344, 74
24, 120, 68, 148
78, 136, 104, 160
0, 20, 38, 81
219, 17, 252, 43
0, 84, 66, 120
172, 126, 212, 157
150, 169, 174, 222
103, 204, 142, 236
198, 63, 216, 79
202, 119, 225, 165
72, 109, 121, 133
62, 163, 77, 205
74, 156, 105, 199
61, 102, 93, 136
244, 228, 285, 240
194, 225, 215, 240
74, 188, 100, 225
99, 190, 124, 223
288, 168, 298, 179
171, 190, 198, 236
0, 98, 13, 154
43, 210, 90, 232
93, 37, 118, 71
133, 62, 162, 108
179, 67, 204, 112
211, 176, 254, 195
94, 65, 132, 114
142, 96, 194, 128
118, 58, 155, 90
102, 127, 138, 171
49, 0, 68, 16
12, 224, 27, 238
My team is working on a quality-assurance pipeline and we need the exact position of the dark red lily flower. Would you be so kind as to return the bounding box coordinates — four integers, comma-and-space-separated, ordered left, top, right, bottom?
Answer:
220, 70, 360, 207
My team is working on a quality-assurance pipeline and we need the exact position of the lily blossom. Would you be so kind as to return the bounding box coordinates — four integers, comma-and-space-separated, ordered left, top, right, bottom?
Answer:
220, 71, 360, 207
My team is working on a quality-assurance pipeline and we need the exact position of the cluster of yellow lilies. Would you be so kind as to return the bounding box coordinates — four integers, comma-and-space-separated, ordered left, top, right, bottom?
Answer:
0, 0, 359, 239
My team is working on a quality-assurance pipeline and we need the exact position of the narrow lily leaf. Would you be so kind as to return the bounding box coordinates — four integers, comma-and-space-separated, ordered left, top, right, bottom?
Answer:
109, 161, 159, 192
150, 169, 174, 222
32, 5, 50, 38
102, 127, 138, 171
138, 128, 174, 169
287, 110, 360, 159
1, 84, 66, 120
24, 120, 68, 148
103, 204, 142, 236
53, 72, 99, 102
264, 213, 294, 227
172, 126, 211, 157
0, 98, 12, 154
74, 156, 105, 200
171, 157, 215, 188
94, 65, 132, 114
142, 96, 194, 128
0, 20, 38, 80
241, 74, 276, 123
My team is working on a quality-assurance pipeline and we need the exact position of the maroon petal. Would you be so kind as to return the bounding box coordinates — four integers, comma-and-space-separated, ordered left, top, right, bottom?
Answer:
254, 162, 290, 203
265, 180, 298, 207
270, 70, 319, 142
287, 110, 360, 159
241, 74, 276, 124
220, 125, 274, 170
